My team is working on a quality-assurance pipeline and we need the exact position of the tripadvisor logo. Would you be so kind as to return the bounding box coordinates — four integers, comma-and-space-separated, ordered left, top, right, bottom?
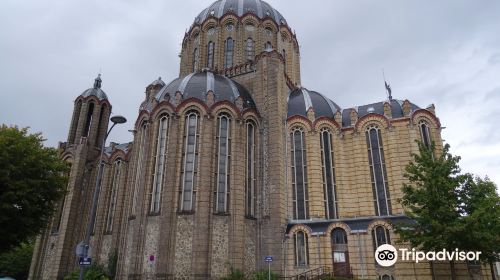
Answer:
375, 245, 481, 267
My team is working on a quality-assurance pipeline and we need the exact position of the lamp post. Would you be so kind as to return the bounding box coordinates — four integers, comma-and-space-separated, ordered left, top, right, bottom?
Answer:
78, 115, 126, 280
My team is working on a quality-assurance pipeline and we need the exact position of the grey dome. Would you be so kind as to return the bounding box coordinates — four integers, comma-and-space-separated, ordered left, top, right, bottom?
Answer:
287, 88, 340, 118
80, 74, 108, 100
155, 71, 256, 109
195, 0, 287, 26
341, 99, 420, 127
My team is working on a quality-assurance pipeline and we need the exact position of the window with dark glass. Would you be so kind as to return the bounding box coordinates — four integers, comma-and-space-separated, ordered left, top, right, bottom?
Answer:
372, 225, 391, 250
180, 111, 199, 212
91, 162, 106, 234
291, 128, 309, 220
264, 41, 272, 51
207, 41, 215, 69
294, 231, 309, 266
245, 121, 256, 217
150, 116, 169, 213
419, 121, 431, 148
320, 129, 338, 219
83, 102, 94, 137
224, 38, 234, 68
105, 159, 122, 232
131, 122, 148, 216
282, 49, 286, 71
246, 38, 254, 61
331, 228, 348, 266
366, 125, 391, 216
193, 48, 199, 72
215, 114, 231, 213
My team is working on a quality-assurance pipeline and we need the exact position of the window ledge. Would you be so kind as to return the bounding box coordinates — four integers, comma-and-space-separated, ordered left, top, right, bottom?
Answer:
214, 212, 230, 216
148, 211, 161, 217
177, 210, 195, 215
245, 215, 257, 220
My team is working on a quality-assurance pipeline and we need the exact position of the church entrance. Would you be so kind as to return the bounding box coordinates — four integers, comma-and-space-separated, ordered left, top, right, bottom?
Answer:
331, 228, 351, 277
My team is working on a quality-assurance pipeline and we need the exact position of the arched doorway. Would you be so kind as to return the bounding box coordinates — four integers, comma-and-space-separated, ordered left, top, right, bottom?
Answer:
331, 228, 350, 277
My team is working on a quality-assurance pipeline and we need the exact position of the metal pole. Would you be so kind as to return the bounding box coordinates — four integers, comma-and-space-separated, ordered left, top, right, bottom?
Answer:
79, 123, 117, 280
268, 261, 270, 280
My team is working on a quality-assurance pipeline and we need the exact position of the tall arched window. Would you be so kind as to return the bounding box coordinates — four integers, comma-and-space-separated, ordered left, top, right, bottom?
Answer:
207, 41, 215, 69
105, 159, 122, 232
215, 114, 231, 213
366, 125, 391, 216
131, 122, 148, 216
150, 115, 169, 213
291, 127, 309, 220
180, 111, 199, 212
372, 225, 391, 250
294, 231, 309, 266
320, 129, 338, 219
246, 38, 255, 61
92, 162, 106, 234
193, 48, 199, 72
245, 120, 256, 217
83, 102, 95, 137
419, 120, 431, 149
224, 38, 234, 68
282, 49, 286, 71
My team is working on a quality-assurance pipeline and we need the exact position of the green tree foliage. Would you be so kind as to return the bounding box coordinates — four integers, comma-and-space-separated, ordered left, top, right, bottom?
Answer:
64, 265, 110, 280
0, 125, 68, 253
0, 240, 34, 279
396, 141, 500, 269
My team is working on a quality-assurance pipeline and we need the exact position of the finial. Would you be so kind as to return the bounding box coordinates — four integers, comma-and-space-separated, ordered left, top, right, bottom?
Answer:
94, 73, 102, 89
382, 69, 392, 101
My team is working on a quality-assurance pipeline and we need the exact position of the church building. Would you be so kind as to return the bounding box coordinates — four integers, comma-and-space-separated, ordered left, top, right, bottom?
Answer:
29, 0, 494, 279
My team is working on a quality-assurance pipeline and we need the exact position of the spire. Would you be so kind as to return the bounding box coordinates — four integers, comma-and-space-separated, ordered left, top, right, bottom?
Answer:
93, 74, 102, 89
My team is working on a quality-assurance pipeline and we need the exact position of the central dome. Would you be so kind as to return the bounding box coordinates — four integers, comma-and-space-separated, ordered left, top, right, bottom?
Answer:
194, 0, 287, 26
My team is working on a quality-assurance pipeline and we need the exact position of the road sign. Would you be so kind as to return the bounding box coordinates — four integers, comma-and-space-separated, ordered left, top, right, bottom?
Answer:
265, 256, 273, 262
75, 242, 91, 257
78, 257, 92, 267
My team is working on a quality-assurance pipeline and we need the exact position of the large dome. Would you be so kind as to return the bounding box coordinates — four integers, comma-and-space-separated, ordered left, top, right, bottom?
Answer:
194, 0, 287, 26
154, 71, 256, 109
287, 88, 340, 119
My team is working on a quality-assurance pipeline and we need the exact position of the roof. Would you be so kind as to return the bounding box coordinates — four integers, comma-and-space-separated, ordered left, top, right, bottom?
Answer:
341, 99, 420, 127
194, 0, 287, 26
148, 71, 256, 110
287, 88, 341, 119
80, 74, 108, 100
104, 142, 131, 156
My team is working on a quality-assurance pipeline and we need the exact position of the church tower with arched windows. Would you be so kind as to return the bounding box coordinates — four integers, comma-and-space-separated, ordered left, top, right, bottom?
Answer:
30, 1, 495, 279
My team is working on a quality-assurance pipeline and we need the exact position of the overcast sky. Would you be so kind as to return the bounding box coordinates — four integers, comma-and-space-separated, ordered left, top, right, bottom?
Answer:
1, 0, 499, 186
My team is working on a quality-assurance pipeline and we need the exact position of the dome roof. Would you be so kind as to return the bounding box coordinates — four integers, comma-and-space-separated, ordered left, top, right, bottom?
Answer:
80, 74, 108, 100
194, 0, 287, 26
341, 99, 420, 127
287, 88, 340, 118
155, 71, 256, 109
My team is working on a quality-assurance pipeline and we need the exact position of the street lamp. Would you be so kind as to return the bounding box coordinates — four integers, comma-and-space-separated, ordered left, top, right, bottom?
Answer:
78, 115, 126, 280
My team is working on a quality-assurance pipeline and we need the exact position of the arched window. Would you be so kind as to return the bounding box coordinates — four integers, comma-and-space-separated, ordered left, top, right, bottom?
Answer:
105, 159, 122, 232
264, 41, 272, 51
131, 122, 148, 216
294, 231, 309, 266
150, 115, 169, 213
69, 101, 82, 144
215, 114, 231, 213
380, 275, 394, 280
246, 38, 255, 61
180, 111, 199, 212
320, 129, 338, 219
419, 120, 431, 149
366, 125, 391, 216
224, 38, 234, 68
282, 49, 286, 71
83, 102, 95, 137
245, 121, 256, 217
372, 225, 391, 250
207, 41, 215, 69
193, 48, 199, 72
291, 127, 309, 220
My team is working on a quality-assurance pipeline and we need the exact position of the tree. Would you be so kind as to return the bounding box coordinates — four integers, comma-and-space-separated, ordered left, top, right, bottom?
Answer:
0, 125, 68, 253
0, 239, 34, 279
396, 141, 500, 279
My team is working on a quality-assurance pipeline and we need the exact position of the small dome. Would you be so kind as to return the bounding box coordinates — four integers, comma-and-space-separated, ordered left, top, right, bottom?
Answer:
155, 71, 256, 109
287, 88, 340, 118
149, 77, 165, 87
341, 99, 421, 127
80, 74, 108, 100
195, 0, 287, 26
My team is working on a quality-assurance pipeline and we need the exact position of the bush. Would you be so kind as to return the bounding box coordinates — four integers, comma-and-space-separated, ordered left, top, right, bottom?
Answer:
64, 265, 110, 280
0, 240, 34, 279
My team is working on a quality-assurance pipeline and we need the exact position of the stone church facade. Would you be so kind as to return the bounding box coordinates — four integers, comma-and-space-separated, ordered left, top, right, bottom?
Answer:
29, 0, 494, 279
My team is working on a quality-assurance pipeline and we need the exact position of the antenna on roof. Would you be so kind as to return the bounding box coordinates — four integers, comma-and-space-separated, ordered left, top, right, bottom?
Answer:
382, 69, 393, 101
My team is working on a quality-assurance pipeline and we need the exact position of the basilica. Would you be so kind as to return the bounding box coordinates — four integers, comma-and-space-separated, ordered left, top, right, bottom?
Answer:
29, 0, 494, 279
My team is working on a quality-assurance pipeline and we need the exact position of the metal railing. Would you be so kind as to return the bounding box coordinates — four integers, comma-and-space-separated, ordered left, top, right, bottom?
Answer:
279, 266, 333, 280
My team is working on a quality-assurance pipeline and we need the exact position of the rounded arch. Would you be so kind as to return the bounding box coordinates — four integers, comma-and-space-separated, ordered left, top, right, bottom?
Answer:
314, 117, 341, 132
287, 116, 313, 132
134, 111, 151, 131
211, 101, 240, 118
288, 224, 313, 236
150, 102, 176, 120
367, 220, 394, 232
355, 113, 390, 131
411, 109, 441, 128
325, 222, 351, 237
176, 99, 209, 116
